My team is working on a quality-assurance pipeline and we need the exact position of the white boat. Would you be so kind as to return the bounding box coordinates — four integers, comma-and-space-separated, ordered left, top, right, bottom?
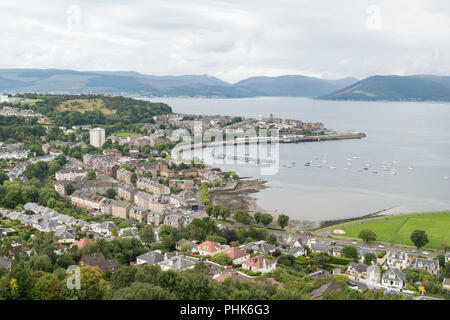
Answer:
372, 171, 378, 174
344, 168, 349, 171
323, 160, 328, 163
352, 156, 360, 159
330, 166, 336, 170
444, 176, 449, 179
408, 167, 414, 170
316, 164, 322, 168
390, 172, 397, 175
346, 162, 352, 166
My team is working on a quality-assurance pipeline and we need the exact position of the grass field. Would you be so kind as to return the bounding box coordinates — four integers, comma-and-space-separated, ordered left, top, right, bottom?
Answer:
57, 98, 117, 116
340, 213, 450, 249
113, 131, 140, 137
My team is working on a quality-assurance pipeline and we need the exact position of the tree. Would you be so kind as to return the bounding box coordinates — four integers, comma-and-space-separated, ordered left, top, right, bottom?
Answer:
359, 230, 377, 243
234, 210, 252, 226
104, 188, 117, 199
110, 266, 137, 290
277, 214, 289, 230
342, 245, 359, 261
64, 183, 76, 195
254, 212, 262, 225
266, 234, 278, 245
260, 213, 273, 227
30, 274, 62, 300
62, 265, 108, 300
210, 253, 233, 266
364, 253, 377, 265
86, 170, 96, 180
130, 172, 137, 184
313, 252, 331, 267
410, 230, 429, 249
111, 282, 174, 300
112, 227, 119, 237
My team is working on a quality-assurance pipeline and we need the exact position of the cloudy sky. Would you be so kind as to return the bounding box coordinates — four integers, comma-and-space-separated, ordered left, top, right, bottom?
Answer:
1, 0, 449, 83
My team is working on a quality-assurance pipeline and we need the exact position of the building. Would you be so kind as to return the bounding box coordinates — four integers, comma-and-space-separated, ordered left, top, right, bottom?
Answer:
164, 214, 185, 230
213, 271, 251, 283
158, 255, 196, 271
381, 268, 406, 290
78, 252, 120, 272
194, 241, 225, 256
136, 250, 165, 265
383, 252, 409, 270
413, 258, 440, 275
147, 211, 166, 226
223, 247, 250, 264
70, 191, 105, 211
116, 168, 134, 185
137, 178, 170, 195
240, 240, 276, 254
55, 168, 88, 181
129, 206, 149, 223
89, 127, 105, 148
445, 252, 450, 264
117, 184, 135, 201
346, 263, 369, 280
134, 191, 168, 213
169, 179, 195, 191
111, 200, 133, 219
443, 278, 450, 291
241, 255, 277, 274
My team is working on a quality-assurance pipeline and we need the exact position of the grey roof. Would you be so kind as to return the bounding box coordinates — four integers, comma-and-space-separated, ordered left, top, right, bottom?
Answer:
0, 257, 12, 269
241, 240, 276, 253
311, 242, 330, 252
158, 256, 195, 270
358, 247, 377, 256
414, 258, 439, 270
382, 268, 406, 281
137, 251, 165, 265
349, 262, 369, 273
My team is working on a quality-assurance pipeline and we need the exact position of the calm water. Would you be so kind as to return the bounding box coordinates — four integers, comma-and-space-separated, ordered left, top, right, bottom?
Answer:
150, 97, 450, 222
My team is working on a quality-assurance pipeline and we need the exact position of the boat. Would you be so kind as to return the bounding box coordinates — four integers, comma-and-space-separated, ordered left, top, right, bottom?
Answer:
444, 176, 449, 179
372, 171, 378, 174
344, 168, 349, 171
357, 169, 362, 173
323, 160, 328, 163
316, 164, 322, 168
363, 167, 369, 170
390, 172, 397, 175
330, 166, 336, 170
305, 162, 311, 166
346, 162, 352, 166
291, 161, 296, 164
352, 156, 360, 159
408, 167, 414, 170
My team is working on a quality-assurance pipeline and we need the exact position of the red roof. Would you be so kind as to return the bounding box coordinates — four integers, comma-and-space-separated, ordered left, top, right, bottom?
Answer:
214, 271, 250, 283
223, 247, 249, 260
70, 238, 95, 249
197, 241, 224, 254
242, 255, 277, 269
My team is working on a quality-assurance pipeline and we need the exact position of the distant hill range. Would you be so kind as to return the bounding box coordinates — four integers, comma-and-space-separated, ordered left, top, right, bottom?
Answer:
320, 75, 450, 101
1, 69, 449, 101
0, 69, 357, 98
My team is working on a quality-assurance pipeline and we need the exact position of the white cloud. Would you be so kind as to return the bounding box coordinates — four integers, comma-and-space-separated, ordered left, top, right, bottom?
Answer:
0, 0, 449, 82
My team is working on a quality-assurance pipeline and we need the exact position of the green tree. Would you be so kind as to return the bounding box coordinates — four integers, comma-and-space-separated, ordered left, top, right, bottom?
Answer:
110, 266, 137, 290
111, 282, 174, 300
234, 210, 252, 225
139, 225, 155, 245
277, 214, 289, 230
254, 211, 263, 225
86, 170, 96, 180
130, 172, 137, 184
313, 252, 332, 267
260, 213, 273, 227
359, 230, 377, 243
210, 253, 233, 266
31, 273, 62, 300
364, 253, 377, 265
104, 188, 117, 199
342, 246, 359, 261
410, 230, 429, 249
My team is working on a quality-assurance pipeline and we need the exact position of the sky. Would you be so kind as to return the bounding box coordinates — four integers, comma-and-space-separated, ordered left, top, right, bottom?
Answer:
1, 0, 449, 83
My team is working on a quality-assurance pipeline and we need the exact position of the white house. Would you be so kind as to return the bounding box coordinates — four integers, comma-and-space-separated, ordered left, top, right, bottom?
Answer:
381, 268, 406, 290
241, 255, 277, 274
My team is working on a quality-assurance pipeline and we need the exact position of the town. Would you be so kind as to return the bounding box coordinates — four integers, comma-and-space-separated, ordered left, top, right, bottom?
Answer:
0, 94, 448, 301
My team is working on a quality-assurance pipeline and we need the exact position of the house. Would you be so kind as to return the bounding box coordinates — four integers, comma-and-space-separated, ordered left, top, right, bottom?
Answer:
78, 252, 120, 272
195, 240, 225, 256
55, 168, 87, 181
164, 214, 185, 230
347, 263, 369, 280
147, 211, 166, 226
278, 245, 307, 258
70, 238, 95, 250
310, 242, 331, 254
241, 255, 277, 274
366, 265, 381, 286
381, 268, 406, 290
92, 221, 118, 236
129, 206, 149, 223
383, 252, 408, 270
169, 179, 195, 191
445, 252, 450, 264
240, 240, 276, 254
413, 258, 440, 275
135, 191, 168, 213
213, 271, 251, 283
222, 247, 250, 264
137, 178, 170, 195
443, 278, 450, 291
358, 247, 377, 263
136, 250, 165, 265
176, 239, 195, 251
158, 255, 196, 271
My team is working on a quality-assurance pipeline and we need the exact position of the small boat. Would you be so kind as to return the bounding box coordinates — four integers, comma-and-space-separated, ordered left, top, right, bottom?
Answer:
390, 172, 397, 175
323, 160, 328, 163
305, 162, 311, 166
344, 168, 349, 171
444, 176, 449, 179
291, 161, 296, 164
372, 171, 378, 174
314, 156, 319, 160
408, 166, 414, 170
316, 164, 322, 168
346, 157, 352, 161
357, 169, 362, 173
352, 156, 360, 159
363, 167, 369, 170
330, 166, 336, 170
346, 162, 352, 166
282, 165, 287, 168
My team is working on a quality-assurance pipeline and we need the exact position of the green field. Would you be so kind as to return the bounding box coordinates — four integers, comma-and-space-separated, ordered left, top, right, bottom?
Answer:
113, 131, 140, 137
57, 98, 117, 116
340, 213, 450, 249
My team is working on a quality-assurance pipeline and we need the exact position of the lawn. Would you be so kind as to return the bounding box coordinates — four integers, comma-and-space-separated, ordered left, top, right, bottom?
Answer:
341, 213, 450, 249
113, 131, 140, 137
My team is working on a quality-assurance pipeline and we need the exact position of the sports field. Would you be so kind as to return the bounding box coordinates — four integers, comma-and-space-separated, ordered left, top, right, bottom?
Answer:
113, 131, 140, 137
340, 213, 450, 249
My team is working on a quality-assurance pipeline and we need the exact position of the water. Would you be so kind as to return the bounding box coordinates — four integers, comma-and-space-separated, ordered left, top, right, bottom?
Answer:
149, 97, 450, 222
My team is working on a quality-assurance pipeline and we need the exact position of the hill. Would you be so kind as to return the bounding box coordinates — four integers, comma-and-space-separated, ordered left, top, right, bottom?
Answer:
320, 75, 450, 101
0, 69, 357, 98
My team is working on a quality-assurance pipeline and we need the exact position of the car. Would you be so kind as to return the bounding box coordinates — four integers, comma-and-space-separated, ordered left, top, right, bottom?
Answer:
351, 241, 357, 245
422, 251, 429, 255
378, 245, 384, 248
